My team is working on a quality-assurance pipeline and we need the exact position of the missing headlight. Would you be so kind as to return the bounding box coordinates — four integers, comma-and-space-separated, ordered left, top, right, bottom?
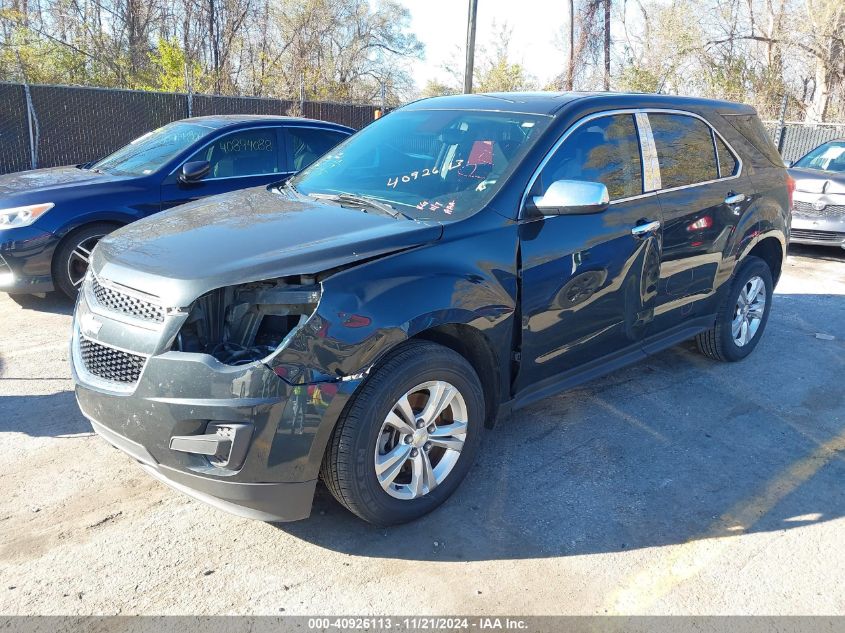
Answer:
173, 276, 320, 365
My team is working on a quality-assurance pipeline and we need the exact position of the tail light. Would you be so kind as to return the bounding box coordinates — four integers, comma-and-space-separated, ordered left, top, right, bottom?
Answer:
786, 174, 795, 211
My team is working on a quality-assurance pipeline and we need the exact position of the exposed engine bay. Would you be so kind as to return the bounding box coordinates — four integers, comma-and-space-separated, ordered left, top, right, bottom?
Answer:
173, 276, 320, 365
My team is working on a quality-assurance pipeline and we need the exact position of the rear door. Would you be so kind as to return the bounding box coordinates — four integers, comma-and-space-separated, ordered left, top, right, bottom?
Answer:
516, 113, 662, 393
646, 111, 752, 335
160, 126, 287, 210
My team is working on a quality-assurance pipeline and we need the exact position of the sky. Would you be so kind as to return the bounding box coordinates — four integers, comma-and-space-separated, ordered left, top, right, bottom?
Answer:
402, 0, 572, 91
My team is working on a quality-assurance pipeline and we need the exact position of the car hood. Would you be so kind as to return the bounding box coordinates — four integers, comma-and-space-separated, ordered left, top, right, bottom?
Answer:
93, 186, 443, 307
788, 167, 845, 194
0, 165, 126, 196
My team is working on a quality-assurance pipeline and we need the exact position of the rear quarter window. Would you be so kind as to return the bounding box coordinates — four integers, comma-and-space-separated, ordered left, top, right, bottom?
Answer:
715, 134, 740, 177
723, 114, 784, 167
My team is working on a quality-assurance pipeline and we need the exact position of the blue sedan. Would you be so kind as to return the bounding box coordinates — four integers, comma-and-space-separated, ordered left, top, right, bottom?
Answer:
0, 115, 353, 297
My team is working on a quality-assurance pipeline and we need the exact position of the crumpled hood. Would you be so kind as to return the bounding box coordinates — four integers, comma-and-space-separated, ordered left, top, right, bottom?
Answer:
0, 165, 123, 196
788, 167, 845, 194
93, 186, 443, 307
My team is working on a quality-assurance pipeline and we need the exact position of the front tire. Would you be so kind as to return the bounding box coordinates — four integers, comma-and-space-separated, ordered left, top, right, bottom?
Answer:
53, 223, 116, 298
696, 256, 773, 362
320, 340, 484, 525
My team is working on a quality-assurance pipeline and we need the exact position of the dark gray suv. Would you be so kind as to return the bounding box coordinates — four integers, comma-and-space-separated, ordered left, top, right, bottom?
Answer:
71, 92, 790, 525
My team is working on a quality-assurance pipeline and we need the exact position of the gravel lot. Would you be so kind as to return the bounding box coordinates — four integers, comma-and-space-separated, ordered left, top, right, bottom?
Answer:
1, 245, 844, 616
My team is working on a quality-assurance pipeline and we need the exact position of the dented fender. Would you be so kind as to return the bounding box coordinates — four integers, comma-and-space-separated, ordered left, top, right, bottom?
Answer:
267, 216, 521, 398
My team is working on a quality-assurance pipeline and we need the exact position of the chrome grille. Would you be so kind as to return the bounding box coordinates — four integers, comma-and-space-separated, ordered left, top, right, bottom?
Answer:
79, 337, 146, 384
92, 277, 164, 323
791, 229, 845, 242
794, 200, 845, 218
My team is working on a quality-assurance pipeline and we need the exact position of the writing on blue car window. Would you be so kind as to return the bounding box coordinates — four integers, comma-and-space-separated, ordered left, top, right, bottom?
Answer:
220, 137, 273, 154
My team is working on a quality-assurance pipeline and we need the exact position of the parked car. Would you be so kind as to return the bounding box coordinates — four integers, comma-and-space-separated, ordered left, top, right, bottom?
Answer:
71, 92, 789, 525
0, 115, 353, 297
787, 139, 845, 249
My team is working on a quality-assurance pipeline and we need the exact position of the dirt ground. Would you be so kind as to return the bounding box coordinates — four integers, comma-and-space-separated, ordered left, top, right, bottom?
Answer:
1, 244, 844, 616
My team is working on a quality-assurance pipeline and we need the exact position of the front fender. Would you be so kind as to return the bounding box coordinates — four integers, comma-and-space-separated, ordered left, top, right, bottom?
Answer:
51, 210, 139, 239
267, 221, 520, 389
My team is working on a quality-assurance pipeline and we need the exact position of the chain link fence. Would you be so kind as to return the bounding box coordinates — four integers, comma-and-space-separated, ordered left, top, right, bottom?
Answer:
762, 120, 845, 163
3, 82, 845, 176
0, 82, 380, 175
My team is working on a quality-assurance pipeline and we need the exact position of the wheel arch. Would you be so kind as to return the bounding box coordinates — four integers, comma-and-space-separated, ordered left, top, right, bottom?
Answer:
411, 323, 502, 428
745, 235, 784, 286
51, 220, 125, 288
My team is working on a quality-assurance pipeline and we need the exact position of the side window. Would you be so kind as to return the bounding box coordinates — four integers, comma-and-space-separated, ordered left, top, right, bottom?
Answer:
538, 114, 643, 201
714, 134, 739, 177
285, 127, 349, 171
649, 114, 718, 188
723, 114, 783, 166
188, 128, 280, 179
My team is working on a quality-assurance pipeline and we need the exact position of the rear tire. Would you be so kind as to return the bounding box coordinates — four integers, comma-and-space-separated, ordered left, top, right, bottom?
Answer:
320, 340, 484, 525
53, 223, 116, 298
696, 256, 773, 362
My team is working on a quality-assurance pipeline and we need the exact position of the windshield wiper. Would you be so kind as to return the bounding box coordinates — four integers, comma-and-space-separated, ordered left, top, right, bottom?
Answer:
310, 192, 412, 220
278, 180, 299, 196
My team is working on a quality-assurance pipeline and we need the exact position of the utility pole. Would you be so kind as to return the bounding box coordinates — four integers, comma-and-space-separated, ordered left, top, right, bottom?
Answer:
566, 0, 574, 90
603, 0, 610, 91
463, 0, 478, 94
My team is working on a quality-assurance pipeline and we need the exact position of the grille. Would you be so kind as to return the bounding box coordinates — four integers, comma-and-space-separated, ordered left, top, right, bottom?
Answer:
791, 229, 845, 242
79, 337, 146, 384
92, 277, 164, 323
793, 200, 845, 218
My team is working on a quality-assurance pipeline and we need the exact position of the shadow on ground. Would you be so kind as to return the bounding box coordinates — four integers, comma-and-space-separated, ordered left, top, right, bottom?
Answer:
277, 291, 845, 560
2, 287, 843, 561
7, 292, 74, 316
788, 243, 845, 262
0, 391, 91, 437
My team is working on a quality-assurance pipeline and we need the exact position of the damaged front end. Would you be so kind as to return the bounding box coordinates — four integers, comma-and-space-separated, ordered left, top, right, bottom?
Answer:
172, 275, 321, 367
71, 268, 363, 522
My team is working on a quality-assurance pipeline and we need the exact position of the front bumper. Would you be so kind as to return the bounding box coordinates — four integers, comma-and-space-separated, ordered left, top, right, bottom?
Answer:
71, 276, 357, 522
0, 226, 57, 293
790, 194, 845, 248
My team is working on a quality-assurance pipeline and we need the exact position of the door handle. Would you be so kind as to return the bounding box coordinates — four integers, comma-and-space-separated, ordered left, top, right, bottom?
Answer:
725, 192, 746, 205
631, 220, 661, 237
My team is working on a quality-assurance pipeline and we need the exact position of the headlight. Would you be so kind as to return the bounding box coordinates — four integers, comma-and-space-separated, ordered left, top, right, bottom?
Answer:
0, 203, 55, 230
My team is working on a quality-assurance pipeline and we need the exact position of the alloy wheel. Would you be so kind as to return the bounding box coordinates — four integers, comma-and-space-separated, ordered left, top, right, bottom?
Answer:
374, 380, 468, 500
732, 275, 766, 347
66, 234, 104, 290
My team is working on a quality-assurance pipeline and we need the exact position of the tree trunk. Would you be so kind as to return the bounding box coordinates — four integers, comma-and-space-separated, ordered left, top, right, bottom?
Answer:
805, 60, 830, 123
603, 0, 610, 90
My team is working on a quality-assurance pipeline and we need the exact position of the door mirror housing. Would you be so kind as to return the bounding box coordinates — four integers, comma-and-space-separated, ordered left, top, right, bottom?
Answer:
530, 180, 610, 216
179, 160, 211, 184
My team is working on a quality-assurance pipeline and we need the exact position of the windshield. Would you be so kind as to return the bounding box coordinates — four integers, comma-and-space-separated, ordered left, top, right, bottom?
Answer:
793, 140, 845, 173
92, 122, 210, 176
290, 109, 551, 220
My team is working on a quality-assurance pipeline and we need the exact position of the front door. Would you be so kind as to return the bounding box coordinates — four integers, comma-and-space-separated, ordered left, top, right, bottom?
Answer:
516, 113, 661, 394
160, 127, 291, 211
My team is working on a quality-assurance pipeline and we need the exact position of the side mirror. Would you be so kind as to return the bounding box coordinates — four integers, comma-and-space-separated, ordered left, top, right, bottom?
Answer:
179, 160, 211, 183
531, 179, 610, 216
